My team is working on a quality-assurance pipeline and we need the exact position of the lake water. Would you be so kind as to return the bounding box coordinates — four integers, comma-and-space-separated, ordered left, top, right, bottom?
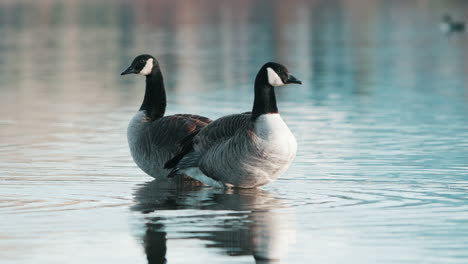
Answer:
1, 0, 468, 263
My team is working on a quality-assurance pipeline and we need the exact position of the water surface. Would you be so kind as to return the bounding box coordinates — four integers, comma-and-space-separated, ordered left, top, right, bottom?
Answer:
1, 0, 468, 263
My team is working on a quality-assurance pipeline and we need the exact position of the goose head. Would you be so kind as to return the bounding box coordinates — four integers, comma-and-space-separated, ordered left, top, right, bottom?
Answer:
442, 14, 453, 24
121, 54, 159, 76
260, 62, 302, 87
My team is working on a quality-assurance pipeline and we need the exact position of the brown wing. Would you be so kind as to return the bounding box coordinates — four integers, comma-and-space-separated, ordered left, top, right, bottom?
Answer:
173, 114, 212, 125
148, 114, 212, 148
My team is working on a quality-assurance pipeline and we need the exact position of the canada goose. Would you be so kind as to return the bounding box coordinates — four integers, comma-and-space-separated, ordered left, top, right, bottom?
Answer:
121, 54, 211, 179
165, 62, 301, 188
440, 14, 465, 34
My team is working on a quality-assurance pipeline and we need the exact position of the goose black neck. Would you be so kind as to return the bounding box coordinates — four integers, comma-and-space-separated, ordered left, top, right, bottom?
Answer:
140, 70, 166, 121
251, 73, 278, 121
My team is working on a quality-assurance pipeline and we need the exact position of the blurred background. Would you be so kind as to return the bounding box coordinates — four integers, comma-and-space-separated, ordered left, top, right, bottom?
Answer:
1, 0, 468, 263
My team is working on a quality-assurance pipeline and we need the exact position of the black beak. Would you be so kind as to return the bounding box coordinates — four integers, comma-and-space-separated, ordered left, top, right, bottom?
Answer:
286, 74, 302, 85
121, 65, 138, 75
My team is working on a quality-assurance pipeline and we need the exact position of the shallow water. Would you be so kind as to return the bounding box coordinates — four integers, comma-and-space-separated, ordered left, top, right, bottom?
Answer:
1, 0, 468, 263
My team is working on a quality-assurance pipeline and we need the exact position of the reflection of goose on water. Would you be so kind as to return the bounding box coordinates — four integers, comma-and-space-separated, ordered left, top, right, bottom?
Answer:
131, 180, 296, 263
121, 54, 211, 179
165, 62, 302, 188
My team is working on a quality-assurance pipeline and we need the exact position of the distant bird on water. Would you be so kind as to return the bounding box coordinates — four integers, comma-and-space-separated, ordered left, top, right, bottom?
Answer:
121, 54, 211, 179
165, 62, 302, 188
440, 14, 465, 34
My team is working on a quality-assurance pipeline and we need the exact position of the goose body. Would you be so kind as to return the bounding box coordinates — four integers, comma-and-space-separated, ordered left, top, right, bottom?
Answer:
166, 62, 301, 188
122, 55, 211, 179
440, 14, 465, 33
127, 111, 210, 178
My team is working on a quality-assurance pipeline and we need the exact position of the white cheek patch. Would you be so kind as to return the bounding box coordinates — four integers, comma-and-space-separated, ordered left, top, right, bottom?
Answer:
139, 58, 154, 76
267, 67, 285, 87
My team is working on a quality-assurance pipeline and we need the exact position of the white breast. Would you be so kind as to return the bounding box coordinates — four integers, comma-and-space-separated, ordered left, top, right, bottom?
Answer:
254, 114, 297, 159
440, 23, 450, 33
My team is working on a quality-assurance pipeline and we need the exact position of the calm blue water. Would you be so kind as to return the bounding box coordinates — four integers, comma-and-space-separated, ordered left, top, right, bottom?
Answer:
1, 0, 468, 263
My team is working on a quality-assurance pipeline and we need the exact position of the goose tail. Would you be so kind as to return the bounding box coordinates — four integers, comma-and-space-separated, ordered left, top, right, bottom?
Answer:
164, 130, 200, 169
